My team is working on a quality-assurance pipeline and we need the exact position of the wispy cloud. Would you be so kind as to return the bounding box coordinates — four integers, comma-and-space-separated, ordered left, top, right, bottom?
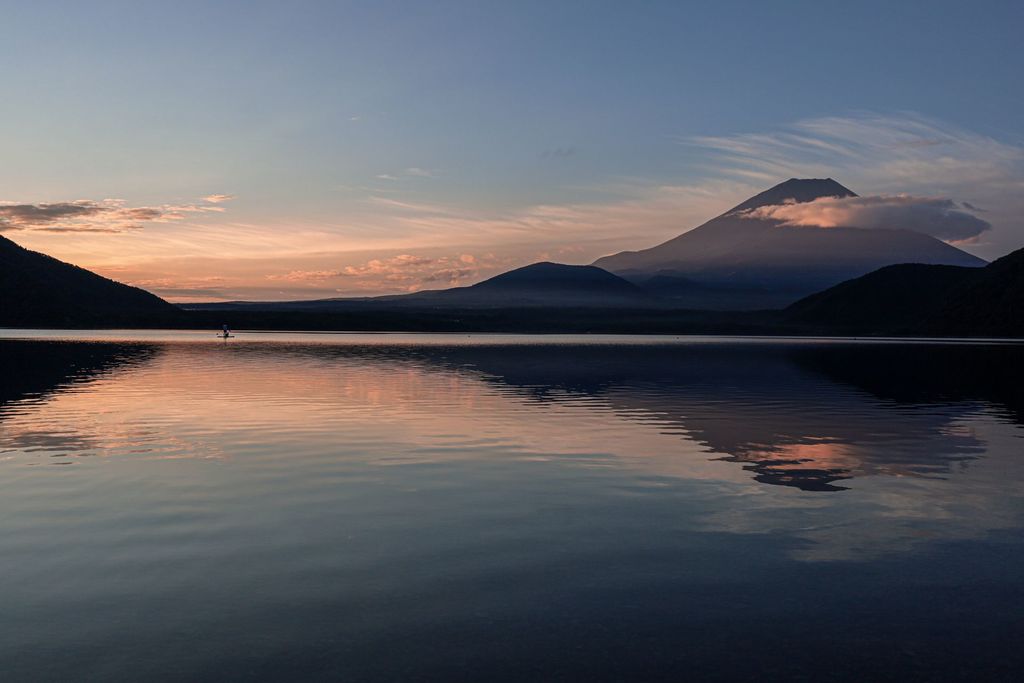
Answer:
266, 252, 506, 293
742, 194, 992, 243
375, 167, 439, 181
16, 112, 1023, 300
684, 112, 1024, 253
540, 146, 577, 159
0, 197, 230, 234
203, 194, 235, 204
356, 179, 758, 254
686, 112, 1024, 192
353, 112, 1022, 262
340, 253, 435, 276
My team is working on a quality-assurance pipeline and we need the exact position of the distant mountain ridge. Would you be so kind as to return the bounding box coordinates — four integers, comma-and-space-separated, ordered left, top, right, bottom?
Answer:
396, 261, 650, 307
5, 177, 1019, 337
192, 262, 654, 312
593, 178, 986, 309
0, 234, 181, 326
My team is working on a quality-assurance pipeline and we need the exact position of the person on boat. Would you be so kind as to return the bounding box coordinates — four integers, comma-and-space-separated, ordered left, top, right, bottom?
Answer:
222, 324, 230, 337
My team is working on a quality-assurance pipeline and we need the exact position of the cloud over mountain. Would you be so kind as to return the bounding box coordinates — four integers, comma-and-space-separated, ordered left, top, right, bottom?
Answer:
742, 195, 991, 243
686, 112, 1022, 253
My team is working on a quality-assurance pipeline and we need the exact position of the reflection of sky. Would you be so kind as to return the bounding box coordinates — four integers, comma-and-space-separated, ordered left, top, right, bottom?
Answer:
2, 337, 1023, 563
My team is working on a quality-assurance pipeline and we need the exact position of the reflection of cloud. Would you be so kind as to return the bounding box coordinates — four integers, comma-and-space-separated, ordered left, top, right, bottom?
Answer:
0, 197, 229, 234
698, 421, 1024, 562
359, 341, 1024, 561
6, 339, 1024, 564
393, 344, 1003, 492
232, 342, 1024, 562
741, 194, 991, 243
2, 429, 102, 456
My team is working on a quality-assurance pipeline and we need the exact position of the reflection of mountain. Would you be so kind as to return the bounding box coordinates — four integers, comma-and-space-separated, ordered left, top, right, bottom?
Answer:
0, 340, 158, 407
792, 344, 1024, 423
356, 343, 1023, 491
6, 338, 1020, 493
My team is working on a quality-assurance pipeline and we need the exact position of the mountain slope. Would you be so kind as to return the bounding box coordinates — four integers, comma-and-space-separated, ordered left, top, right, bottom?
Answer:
727, 177, 857, 213
784, 263, 979, 332
783, 246, 1024, 337
593, 178, 986, 309
0, 234, 181, 326
387, 262, 652, 307
924, 247, 1024, 337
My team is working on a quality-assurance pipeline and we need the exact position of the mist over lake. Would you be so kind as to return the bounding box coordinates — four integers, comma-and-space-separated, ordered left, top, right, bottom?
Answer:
2, 332, 1023, 681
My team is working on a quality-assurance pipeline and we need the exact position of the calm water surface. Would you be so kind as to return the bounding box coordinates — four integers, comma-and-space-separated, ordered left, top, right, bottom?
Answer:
2, 331, 1023, 681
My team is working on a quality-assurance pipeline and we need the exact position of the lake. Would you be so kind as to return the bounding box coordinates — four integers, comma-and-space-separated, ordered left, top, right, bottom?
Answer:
2, 331, 1023, 681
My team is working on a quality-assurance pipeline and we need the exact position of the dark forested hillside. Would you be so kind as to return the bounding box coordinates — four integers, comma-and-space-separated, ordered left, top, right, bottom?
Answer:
0, 235, 182, 327
785, 247, 1024, 337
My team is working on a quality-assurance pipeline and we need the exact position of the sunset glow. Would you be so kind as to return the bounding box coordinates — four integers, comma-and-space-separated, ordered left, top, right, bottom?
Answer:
3, 3, 1024, 677
2, 3, 1021, 302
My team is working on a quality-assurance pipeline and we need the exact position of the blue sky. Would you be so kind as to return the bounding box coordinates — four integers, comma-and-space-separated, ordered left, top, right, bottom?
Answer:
2, 0, 1022, 300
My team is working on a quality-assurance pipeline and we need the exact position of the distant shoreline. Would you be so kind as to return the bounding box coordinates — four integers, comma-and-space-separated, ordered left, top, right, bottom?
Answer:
3, 328, 1022, 345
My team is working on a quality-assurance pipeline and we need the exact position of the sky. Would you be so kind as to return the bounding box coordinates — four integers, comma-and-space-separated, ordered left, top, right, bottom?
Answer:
1, 0, 1022, 301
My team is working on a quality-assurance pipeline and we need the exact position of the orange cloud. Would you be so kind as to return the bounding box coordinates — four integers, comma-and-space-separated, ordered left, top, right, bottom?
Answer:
740, 194, 991, 243
266, 270, 344, 282
261, 252, 510, 294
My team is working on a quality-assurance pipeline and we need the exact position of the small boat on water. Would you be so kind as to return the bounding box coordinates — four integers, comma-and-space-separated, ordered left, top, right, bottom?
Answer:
218, 324, 235, 339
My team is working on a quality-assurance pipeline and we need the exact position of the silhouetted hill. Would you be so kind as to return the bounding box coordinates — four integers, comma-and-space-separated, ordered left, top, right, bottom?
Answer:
415, 262, 650, 307
925, 247, 1024, 337
785, 264, 978, 333
0, 234, 182, 327
593, 178, 985, 309
784, 246, 1024, 337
